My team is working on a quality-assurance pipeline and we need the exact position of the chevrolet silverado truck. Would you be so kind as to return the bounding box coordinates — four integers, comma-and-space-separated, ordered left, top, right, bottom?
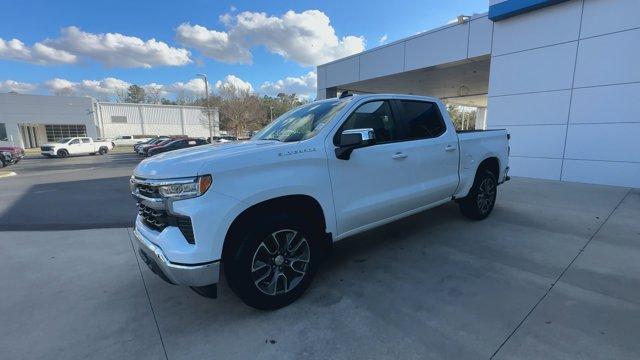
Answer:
130, 94, 510, 310
40, 137, 114, 158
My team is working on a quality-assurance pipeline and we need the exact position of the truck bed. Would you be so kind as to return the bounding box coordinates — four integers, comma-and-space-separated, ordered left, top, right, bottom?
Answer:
454, 128, 510, 198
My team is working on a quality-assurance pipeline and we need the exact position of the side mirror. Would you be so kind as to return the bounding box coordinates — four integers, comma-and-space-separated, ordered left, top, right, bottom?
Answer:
335, 128, 375, 160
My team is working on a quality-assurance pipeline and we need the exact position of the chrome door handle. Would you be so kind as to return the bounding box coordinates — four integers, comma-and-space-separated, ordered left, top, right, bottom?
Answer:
392, 152, 408, 159
445, 145, 457, 152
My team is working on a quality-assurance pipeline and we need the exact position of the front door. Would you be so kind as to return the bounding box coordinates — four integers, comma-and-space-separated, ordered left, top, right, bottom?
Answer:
326, 99, 424, 237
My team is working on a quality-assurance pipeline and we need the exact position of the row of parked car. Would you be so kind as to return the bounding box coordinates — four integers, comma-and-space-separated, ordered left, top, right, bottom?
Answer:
0, 145, 25, 168
134, 136, 208, 157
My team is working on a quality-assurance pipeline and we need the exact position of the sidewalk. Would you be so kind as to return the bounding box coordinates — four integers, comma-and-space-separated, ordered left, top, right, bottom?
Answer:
1, 179, 639, 359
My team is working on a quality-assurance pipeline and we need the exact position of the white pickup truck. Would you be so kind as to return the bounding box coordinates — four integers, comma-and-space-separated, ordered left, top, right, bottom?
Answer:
40, 137, 114, 158
130, 94, 510, 309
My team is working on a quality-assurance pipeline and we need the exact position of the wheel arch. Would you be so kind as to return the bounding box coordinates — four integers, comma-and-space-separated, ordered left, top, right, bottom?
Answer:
222, 194, 331, 261
476, 156, 500, 180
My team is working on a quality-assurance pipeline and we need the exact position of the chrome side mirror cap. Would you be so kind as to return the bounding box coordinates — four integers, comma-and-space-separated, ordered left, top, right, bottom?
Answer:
335, 128, 376, 160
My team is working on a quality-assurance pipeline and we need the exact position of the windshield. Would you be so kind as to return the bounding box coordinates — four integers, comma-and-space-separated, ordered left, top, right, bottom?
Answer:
252, 99, 350, 142
56, 137, 73, 143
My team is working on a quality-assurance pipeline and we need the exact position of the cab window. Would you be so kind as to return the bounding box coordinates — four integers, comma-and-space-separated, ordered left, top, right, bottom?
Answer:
337, 100, 398, 144
397, 100, 446, 139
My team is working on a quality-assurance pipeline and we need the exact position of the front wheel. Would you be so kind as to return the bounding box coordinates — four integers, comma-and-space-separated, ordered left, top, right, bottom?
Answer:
224, 214, 319, 310
98, 147, 108, 155
459, 169, 497, 220
57, 149, 69, 158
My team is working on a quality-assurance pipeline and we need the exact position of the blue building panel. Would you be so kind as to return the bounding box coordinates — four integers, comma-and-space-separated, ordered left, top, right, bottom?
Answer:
488, 0, 570, 21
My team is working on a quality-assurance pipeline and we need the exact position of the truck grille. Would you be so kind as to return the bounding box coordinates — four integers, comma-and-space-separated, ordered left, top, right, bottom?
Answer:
136, 183, 162, 199
40, 146, 52, 151
136, 202, 195, 244
137, 203, 168, 230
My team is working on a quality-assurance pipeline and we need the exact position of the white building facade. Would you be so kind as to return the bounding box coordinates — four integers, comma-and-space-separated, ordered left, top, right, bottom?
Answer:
318, 0, 640, 188
0, 93, 219, 148
96, 102, 219, 140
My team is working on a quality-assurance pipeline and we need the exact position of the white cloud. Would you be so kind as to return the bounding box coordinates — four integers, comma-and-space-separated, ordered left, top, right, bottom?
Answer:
378, 34, 388, 45
176, 10, 365, 67
164, 78, 208, 95
7, 74, 260, 99
0, 38, 77, 65
46, 26, 191, 68
43, 77, 130, 96
0, 80, 38, 93
215, 74, 253, 93
175, 24, 251, 64
260, 71, 316, 97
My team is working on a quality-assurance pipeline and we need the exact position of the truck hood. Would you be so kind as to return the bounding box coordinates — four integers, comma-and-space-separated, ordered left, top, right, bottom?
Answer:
133, 140, 283, 179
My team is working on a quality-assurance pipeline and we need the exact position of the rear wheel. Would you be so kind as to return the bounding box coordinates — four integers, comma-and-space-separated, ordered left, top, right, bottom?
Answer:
57, 149, 68, 158
459, 169, 497, 220
224, 213, 319, 310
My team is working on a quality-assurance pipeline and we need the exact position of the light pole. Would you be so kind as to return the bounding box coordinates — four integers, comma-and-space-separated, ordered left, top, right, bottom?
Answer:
196, 73, 213, 143
269, 106, 273, 122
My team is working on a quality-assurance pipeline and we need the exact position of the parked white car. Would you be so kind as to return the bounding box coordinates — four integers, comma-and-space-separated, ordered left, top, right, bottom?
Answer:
40, 137, 114, 158
130, 94, 510, 309
112, 135, 153, 146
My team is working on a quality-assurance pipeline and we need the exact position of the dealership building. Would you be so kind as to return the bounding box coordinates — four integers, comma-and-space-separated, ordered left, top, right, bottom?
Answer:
0, 93, 219, 149
317, 0, 639, 188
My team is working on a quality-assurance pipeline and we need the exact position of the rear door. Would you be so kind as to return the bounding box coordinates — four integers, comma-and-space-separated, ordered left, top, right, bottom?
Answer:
80, 137, 93, 153
395, 100, 459, 204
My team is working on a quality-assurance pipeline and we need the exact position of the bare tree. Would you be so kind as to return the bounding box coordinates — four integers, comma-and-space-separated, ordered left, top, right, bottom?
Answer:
144, 87, 162, 104
218, 84, 262, 138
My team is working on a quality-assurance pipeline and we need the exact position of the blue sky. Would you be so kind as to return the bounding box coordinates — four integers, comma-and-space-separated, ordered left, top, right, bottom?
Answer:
0, 0, 488, 99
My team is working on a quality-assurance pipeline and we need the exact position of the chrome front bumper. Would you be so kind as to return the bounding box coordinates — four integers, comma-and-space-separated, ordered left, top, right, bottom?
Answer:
133, 228, 220, 287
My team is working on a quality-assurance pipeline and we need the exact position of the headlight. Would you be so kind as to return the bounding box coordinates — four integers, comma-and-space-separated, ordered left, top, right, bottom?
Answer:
157, 175, 212, 199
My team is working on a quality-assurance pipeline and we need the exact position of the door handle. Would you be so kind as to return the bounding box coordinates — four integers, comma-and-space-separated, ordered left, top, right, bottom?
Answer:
445, 145, 457, 152
392, 152, 408, 159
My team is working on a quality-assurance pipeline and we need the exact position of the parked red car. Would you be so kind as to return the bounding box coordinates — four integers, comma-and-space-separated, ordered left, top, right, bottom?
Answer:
0, 146, 25, 168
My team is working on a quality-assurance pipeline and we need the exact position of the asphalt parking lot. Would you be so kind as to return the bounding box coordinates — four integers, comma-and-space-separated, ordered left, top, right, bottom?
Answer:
1, 155, 638, 360
0, 152, 141, 230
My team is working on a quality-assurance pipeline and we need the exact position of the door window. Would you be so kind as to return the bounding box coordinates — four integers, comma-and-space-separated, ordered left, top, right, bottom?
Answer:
81, 138, 91, 143
69, 139, 80, 145
336, 100, 398, 144
397, 100, 446, 140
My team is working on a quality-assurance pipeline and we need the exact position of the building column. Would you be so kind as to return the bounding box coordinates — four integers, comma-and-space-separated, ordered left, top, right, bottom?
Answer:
325, 87, 338, 99
475, 107, 487, 130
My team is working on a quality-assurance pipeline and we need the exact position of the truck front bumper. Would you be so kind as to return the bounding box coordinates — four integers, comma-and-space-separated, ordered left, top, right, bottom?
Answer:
133, 227, 220, 287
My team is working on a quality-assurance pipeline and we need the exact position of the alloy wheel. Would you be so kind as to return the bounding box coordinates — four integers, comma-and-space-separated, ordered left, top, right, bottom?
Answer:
251, 229, 310, 296
477, 177, 496, 214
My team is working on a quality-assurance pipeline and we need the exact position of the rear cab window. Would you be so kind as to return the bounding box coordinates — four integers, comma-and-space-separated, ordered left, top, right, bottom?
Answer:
396, 100, 446, 140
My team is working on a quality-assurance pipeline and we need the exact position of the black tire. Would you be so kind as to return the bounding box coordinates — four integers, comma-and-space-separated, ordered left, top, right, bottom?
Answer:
57, 149, 68, 158
459, 169, 497, 220
0, 159, 5, 168
98, 147, 108, 155
224, 213, 320, 310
